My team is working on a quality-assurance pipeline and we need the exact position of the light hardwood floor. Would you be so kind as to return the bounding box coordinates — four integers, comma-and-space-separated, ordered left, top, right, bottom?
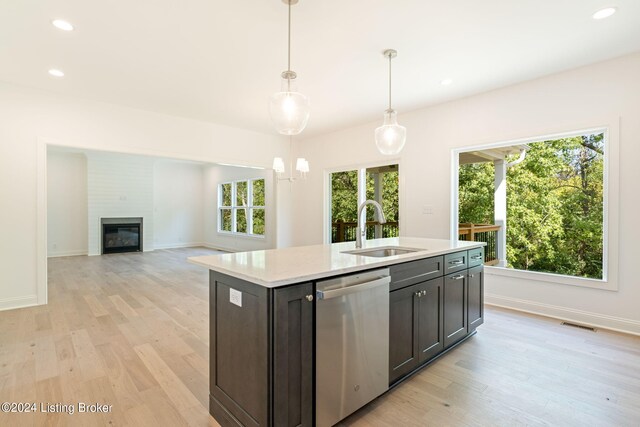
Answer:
1, 248, 639, 426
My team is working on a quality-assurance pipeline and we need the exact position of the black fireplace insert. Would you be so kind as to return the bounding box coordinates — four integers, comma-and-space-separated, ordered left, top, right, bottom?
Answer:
102, 223, 141, 254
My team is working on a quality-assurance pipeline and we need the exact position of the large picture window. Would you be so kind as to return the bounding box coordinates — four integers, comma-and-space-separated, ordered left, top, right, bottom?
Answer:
219, 179, 265, 236
456, 130, 606, 281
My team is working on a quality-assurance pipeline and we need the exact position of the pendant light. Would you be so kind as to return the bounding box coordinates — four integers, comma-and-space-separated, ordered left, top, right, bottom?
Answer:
269, 0, 310, 135
375, 49, 406, 155
273, 136, 310, 182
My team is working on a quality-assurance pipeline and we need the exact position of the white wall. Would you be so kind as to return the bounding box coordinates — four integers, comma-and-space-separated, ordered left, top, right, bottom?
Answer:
87, 152, 155, 255
154, 160, 204, 249
47, 151, 88, 257
0, 81, 289, 310
293, 53, 640, 334
203, 165, 277, 252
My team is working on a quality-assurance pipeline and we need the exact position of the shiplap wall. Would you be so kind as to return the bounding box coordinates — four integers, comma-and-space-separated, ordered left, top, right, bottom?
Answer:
87, 152, 155, 255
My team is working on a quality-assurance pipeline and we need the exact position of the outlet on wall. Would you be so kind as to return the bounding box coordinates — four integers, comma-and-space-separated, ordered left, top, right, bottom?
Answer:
422, 205, 433, 215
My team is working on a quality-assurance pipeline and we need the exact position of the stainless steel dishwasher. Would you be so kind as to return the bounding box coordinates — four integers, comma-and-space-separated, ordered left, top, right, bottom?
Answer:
316, 268, 390, 427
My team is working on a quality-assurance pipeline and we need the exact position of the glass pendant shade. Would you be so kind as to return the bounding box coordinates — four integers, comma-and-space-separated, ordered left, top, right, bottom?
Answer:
269, 76, 310, 135
375, 110, 406, 155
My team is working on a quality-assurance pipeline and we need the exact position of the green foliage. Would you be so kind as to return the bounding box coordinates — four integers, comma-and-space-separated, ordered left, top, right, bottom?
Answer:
458, 163, 494, 224
331, 171, 359, 222
331, 167, 400, 242
459, 134, 604, 279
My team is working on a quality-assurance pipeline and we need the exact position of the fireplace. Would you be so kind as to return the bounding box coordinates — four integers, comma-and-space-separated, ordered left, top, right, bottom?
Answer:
101, 218, 143, 254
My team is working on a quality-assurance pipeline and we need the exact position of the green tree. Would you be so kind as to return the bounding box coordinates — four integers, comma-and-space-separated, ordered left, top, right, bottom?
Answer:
458, 133, 604, 279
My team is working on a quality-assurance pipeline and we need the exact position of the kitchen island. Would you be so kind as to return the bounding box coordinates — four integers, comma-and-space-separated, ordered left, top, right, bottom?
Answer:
189, 237, 485, 427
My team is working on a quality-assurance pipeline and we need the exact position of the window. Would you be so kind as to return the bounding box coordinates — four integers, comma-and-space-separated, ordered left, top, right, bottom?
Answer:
219, 179, 265, 236
329, 164, 399, 243
456, 130, 606, 281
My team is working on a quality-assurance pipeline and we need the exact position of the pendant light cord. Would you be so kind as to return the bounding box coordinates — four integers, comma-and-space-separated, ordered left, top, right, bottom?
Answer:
388, 54, 392, 111
287, 1, 292, 72
286, 1, 292, 92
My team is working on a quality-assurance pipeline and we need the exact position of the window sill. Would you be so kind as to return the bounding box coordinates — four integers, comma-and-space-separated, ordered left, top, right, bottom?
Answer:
485, 266, 617, 291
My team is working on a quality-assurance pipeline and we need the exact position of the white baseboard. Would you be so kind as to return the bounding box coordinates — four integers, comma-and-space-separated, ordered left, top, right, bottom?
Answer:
0, 295, 39, 312
47, 250, 88, 258
485, 293, 640, 336
202, 243, 236, 253
154, 242, 204, 250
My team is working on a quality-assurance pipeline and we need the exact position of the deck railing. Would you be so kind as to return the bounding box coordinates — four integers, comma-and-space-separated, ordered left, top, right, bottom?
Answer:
331, 220, 499, 266
332, 220, 399, 243
458, 223, 500, 265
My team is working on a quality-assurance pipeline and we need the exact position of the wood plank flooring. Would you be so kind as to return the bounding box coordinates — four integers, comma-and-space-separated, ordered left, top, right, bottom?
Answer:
0, 248, 639, 426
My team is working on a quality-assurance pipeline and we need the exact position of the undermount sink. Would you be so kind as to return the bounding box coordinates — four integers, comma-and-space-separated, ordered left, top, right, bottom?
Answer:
342, 246, 423, 258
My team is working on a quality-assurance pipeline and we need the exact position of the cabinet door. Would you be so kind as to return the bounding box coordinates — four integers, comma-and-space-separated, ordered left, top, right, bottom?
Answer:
210, 272, 269, 427
389, 283, 420, 384
273, 283, 314, 427
417, 277, 444, 363
443, 272, 468, 348
468, 266, 484, 332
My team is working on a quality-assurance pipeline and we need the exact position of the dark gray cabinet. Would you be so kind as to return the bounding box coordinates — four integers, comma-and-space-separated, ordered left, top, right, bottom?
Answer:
444, 251, 468, 274
208, 247, 484, 426
390, 249, 483, 385
209, 271, 313, 427
467, 265, 484, 332
389, 282, 420, 383
389, 275, 445, 385
443, 271, 468, 348
389, 256, 443, 291
273, 283, 314, 427
417, 277, 445, 363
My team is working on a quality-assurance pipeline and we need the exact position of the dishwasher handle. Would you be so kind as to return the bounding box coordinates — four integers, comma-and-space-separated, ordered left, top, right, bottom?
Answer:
316, 276, 390, 300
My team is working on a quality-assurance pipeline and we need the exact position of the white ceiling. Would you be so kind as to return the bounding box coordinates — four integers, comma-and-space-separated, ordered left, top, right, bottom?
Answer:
1, 0, 639, 137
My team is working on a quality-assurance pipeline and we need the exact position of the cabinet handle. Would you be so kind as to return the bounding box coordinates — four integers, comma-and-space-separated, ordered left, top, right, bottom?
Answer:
451, 274, 465, 280
305, 295, 314, 302
471, 255, 482, 260
449, 259, 464, 265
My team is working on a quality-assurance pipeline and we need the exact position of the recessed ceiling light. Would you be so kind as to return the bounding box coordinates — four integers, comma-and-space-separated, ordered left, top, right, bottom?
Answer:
48, 69, 65, 78
592, 7, 617, 20
52, 19, 74, 31
440, 78, 453, 86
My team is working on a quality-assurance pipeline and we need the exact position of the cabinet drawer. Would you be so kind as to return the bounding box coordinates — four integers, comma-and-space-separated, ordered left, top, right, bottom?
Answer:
444, 251, 468, 274
468, 247, 484, 268
390, 256, 443, 291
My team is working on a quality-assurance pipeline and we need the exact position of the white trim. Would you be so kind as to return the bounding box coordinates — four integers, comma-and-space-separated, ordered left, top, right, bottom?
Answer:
0, 295, 39, 312
47, 250, 88, 258
451, 119, 620, 291
323, 158, 403, 244
217, 179, 266, 236
485, 266, 615, 291
485, 294, 640, 336
36, 138, 48, 305
202, 243, 236, 253
152, 242, 206, 250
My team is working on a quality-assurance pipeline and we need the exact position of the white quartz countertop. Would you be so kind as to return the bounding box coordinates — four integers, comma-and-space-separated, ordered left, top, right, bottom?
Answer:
188, 237, 485, 288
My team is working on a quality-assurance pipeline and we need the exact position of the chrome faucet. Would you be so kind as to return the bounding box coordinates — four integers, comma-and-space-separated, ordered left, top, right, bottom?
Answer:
355, 200, 386, 249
